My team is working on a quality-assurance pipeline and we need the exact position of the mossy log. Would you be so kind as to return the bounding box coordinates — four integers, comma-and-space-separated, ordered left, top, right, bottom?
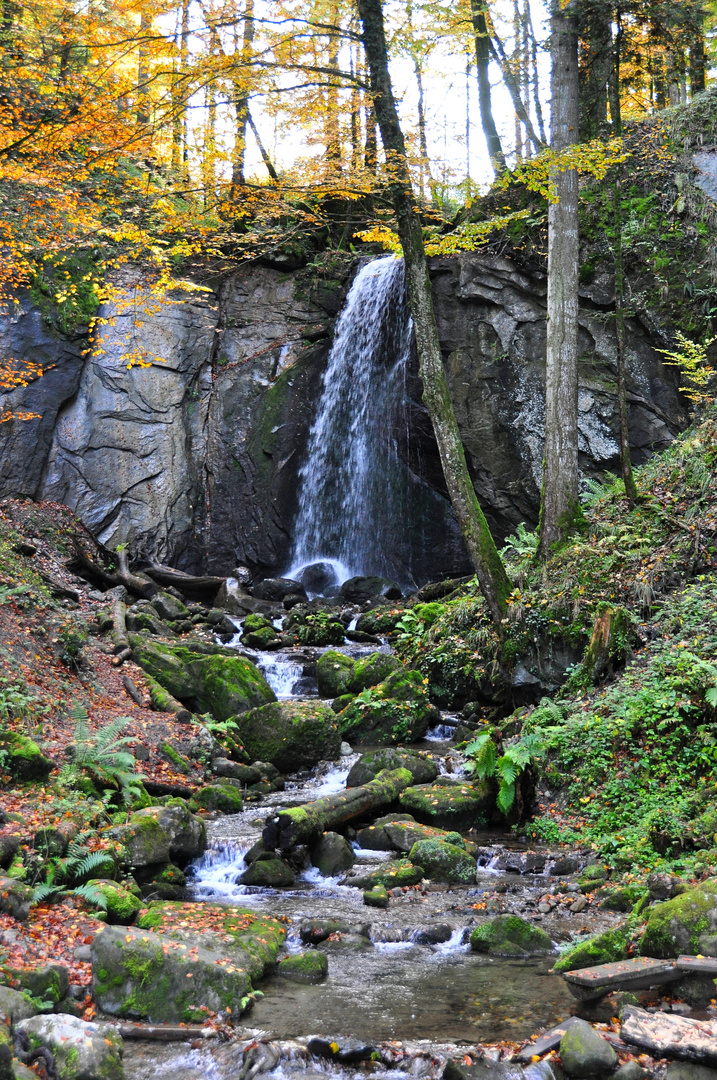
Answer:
263, 767, 413, 852
580, 603, 633, 683
111, 595, 129, 653
144, 672, 193, 723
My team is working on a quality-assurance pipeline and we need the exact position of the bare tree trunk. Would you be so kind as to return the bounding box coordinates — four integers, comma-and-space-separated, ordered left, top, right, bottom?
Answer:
247, 110, 278, 180
689, 32, 706, 95
357, 0, 512, 630
232, 0, 255, 189
470, 0, 506, 174
609, 13, 637, 506
513, 0, 523, 160
537, 0, 580, 559
526, 0, 547, 143
488, 30, 544, 151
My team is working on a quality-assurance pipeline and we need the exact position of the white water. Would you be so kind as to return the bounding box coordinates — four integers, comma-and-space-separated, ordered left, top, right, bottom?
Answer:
189, 841, 250, 902
255, 654, 306, 698
286, 256, 413, 585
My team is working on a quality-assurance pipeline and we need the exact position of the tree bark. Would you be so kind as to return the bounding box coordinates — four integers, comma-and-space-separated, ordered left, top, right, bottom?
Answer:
538, 0, 580, 559
232, 0, 255, 189
357, 0, 512, 631
263, 767, 414, 851
470, 0, 506, 174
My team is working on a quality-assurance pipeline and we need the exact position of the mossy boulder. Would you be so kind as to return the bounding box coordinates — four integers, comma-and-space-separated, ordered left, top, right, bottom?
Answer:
239, 856, 295, 887
560, 1018, 617, 1077
234, 700, 340, 772
347, 748, 438, 788
130, 638, 275, 721
95, 904, 284, 1023
469, 916, 555, 957
0, 986, 37, 1025
190, 783, 243, 814
358, 818, 459, 854
0, 1021, 11, 1080
400, 781, 493, 830
243, 626, 283, 650
343, 858, 424, 890
0, 731, 52, 782
640, 877, 717, 958
88, 882, 142, 925
112, 805, 205, 870
17, 1014, 125, 1080
553, 926, 631, 973
317, 651, 357, 698
337, 671, 437, 745
12, 964, 69, 1006
364, 885, 389, 908
346, 652, 403, 694
408, 839, 476, 884
152, 592, 189, 622
277, 951, 328, 984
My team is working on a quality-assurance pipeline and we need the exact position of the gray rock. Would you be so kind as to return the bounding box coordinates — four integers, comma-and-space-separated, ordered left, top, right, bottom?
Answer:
311, 832, 355, 877
559, 1018, 617, 1077
0, 877, 32, 921
211, 759, 261, 784
240, 856, 295, 887
614, 1062, 650, 1080
150, 591, 189, 622
347, 748, 438, 788
11, 964, 69, 1006
17, 1014, 124, 1080
665, 1066, 717, 1080
111, 804, 205, 869
0, 986, 36, 1025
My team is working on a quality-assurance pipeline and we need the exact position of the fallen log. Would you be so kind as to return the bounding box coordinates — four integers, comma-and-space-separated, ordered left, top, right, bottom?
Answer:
69, 540, 156, 600
143, 561, 226, 600
111, 592, 129, 654
117, 548, 159, 600
122, 675, 144, 706
263, 767, 413, 852
112, 646, 132, 667
114, 1023, 219, 1041
620, 1005, 717, 1065
143, 672, 193, 723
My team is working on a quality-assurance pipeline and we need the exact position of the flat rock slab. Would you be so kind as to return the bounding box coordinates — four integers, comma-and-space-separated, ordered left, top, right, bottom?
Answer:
621, 1005, 717, 1065
516, 1016, 582, 1061
563, 957, 681, 1000
676, 956, 717, 975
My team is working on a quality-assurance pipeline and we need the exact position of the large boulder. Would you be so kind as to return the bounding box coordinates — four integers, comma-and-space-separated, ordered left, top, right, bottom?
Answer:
640, 878, 717, 958
400, 780, 494, 830
111, 804, 206, 870
93, 904, 284, 1023
337, 670, 438, 745
17, 1014, 125, 1080
311, 832, 355, 877
0, 985, 37, 1025
559, 1018, 617, 1077
317, 651, 357, 698
239, 855, 296, 887
469, 916, 555, 957
253, 577, 307, 602
347, 748, 438, 788
339, 576, 402, 603
408, 839, 476, 884
130, 638, 275, 720
0, 730, 53, 782
233, 700, 341, 772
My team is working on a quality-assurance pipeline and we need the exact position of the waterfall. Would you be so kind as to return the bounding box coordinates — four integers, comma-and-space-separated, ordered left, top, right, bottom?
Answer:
287, 256, 412, 588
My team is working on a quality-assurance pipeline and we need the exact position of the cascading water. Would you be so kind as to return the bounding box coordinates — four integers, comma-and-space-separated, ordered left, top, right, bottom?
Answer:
287, 256, 413, 587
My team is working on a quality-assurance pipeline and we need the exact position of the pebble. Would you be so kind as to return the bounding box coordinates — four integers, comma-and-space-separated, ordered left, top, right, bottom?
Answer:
570, 896, 588, 913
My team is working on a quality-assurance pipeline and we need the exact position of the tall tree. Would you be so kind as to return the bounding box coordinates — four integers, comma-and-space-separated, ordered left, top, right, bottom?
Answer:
356, 0, 512, 630
469, 0, 506, 174
538, 0, 580, 558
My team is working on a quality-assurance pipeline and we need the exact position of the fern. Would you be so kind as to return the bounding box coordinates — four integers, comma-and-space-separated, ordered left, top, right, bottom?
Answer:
60, 714, 144, 802
465, 732, 544, 817
465, 732, 497, 779
499, 522, 539, 560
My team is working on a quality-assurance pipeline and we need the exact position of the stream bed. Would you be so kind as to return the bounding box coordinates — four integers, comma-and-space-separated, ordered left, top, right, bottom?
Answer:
122, 635, 601, 1079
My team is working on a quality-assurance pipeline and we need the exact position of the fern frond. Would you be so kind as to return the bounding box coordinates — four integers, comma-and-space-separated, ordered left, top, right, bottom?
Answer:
70, 884, 108, 910
69, 702, 89, 721
465, 733, 497, 779
496, 781, 516, 815
73, 851, 113, 878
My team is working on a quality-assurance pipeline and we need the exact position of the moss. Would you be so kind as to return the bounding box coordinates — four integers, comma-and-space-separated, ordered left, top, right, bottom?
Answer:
190, 783, 243, 814
234, 700, 340, 771
408, 839, 476, 884
347, 652, 402, 694
331, 693, 355, 713
347, 858, 424, 890
399, 781, 493, 830
317, 651, 356, 698
363, 885, 389, 908
277, 951, 328, 983
412, 602, 446, 628
158, 742, 190, 773
243, 626, 282, 649
470, 915, 555, 957
640, 878, 717, 958
0, 729, 53, 781
553, 926, 630, 972
88, 881, 142, 925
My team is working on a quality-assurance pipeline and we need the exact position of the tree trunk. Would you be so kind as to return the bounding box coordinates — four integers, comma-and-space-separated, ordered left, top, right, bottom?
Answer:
578, 0, 613, 138
488, 30, 544, 151
357, 0, 512, 631
470, 0, 506, 173
232, 0, 255, 189
263, 768, 414, 851
689, 32, 706, 96
538, 0, 580, 559
526, 1, 546, 143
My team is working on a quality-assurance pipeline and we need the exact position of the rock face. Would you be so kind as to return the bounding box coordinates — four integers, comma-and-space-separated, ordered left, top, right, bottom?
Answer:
0, 255, 686, 579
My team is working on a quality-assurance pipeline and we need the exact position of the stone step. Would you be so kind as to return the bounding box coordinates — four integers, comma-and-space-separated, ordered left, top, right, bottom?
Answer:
676, 955, 717, 975
562, 957, 681, 1001
515, 1016, 581, 1061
